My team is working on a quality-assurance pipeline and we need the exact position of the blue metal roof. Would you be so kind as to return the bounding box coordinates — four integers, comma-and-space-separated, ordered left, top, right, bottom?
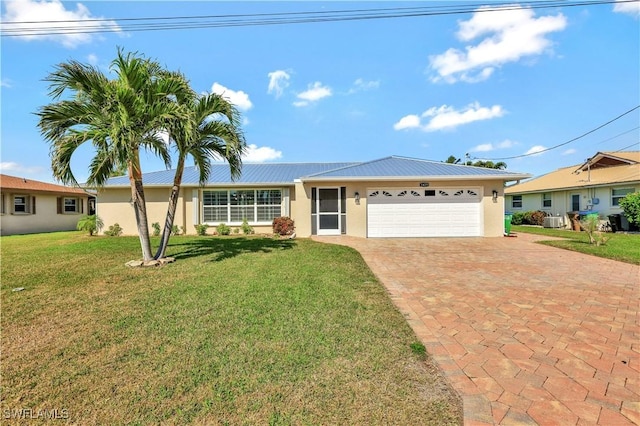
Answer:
303, 156, 530, 179
104, 156, 530, 187
104, 162, 359, 186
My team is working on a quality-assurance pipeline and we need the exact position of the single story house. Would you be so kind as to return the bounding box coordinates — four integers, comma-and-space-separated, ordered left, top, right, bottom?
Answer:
504, 151, 639, 228
0, 174, 93, 236
98, 156, 530, 238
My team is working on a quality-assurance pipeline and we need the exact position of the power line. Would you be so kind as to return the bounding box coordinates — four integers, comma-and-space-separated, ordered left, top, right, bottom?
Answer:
2, 0, 637, 37
486, 105, 640, 161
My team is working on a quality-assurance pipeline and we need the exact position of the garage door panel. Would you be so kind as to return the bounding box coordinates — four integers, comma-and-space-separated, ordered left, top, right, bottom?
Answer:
367, 188, 482, 238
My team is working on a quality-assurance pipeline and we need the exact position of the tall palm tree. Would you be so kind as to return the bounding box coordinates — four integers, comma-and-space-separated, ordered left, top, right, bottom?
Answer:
154, 90, 246, 259
37, 49, 190, 261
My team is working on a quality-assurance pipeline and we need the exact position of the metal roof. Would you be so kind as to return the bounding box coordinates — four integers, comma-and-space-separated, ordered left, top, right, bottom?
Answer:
104, 162, 359, 187
302, 156, 531, 181
103, 156, 531, 187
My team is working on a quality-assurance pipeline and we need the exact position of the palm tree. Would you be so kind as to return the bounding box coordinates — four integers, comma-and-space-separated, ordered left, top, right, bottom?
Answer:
154, 90, 246, 259
37, 49, 190, 261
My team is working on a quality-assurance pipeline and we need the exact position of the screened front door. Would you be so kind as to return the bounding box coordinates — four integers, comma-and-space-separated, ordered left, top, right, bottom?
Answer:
317, 188, 341, 235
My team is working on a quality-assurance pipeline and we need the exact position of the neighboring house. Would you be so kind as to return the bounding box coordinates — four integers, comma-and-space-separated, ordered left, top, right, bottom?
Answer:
0, 174, 92, 236
505, 151, 640, 228
98, 156, 530, 238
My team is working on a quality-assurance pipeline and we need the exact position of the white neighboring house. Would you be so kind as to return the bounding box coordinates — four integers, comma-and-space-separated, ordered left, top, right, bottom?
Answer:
0, 174, 93, 236
505, 151, 640, 230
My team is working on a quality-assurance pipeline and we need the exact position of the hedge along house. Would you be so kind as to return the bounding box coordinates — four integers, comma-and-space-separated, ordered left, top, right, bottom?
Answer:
97, 156, 531, 238
0, 174, 93, 236
504, 151, 640, 229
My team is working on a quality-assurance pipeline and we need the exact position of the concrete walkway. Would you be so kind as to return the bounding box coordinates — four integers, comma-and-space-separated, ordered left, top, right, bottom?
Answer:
313, 234, 639, 425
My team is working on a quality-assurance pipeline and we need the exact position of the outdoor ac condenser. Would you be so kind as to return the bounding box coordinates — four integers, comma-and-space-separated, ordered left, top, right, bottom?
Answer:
543, 216, 563, 228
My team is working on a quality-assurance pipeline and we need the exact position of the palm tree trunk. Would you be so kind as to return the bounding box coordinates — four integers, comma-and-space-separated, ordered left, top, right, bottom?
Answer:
129, 151, 154, 261
154, 157, 185, 260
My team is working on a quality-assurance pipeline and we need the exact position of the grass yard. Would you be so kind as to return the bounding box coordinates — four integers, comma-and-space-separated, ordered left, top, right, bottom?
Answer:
512, 225, 640, 265
1, 232, 461, 425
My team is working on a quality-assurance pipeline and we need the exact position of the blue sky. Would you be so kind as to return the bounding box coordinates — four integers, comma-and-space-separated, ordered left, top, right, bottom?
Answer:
1, 0, 639, 184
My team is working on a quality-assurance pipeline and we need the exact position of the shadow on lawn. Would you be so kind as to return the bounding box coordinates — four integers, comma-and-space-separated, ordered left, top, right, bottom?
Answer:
169, 237, 296, 262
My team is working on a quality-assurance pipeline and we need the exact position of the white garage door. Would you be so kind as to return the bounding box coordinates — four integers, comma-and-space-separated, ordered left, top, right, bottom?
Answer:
367, 188, 483, 237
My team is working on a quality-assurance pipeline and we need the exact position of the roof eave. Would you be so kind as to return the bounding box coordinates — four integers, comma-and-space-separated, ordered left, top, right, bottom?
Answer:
301, 174, 532, 182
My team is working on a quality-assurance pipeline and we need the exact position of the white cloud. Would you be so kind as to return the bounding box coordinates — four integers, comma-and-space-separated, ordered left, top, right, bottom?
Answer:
1, 79, 13, 88
294, 82, 332, 107
348, 78, 380, 94
87, 53, 99, 66
562, 148, 577, 155
470, 139, 516, 152
525, 145, 547, 156
242, 144, 282, 162
614, 0, 640, 16
1, 0, 121, 48
267, 70, 291, 98
0, 161, 45, 174
393, 114, 421, 130
394, 103, 504, 132
211, 82, 253, 111
429, 6, 567, 83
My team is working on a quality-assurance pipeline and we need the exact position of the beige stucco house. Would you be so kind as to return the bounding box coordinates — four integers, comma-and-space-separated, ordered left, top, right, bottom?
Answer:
0, 174, 93, 236
505, 151, 639, 229
98, 156, 531, 238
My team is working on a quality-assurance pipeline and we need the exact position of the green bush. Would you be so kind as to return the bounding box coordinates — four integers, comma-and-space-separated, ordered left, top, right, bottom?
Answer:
511, 210, 546, 226
104, 223, 123, 237
171, 225, 182, 236
216, 223, 231, 236
619, 192, 640, 226
511, 212, 526, 225
76, 214, 103, 236
194, 224, 209, 236
151, 222, 161, 237
241, 218, 254, 235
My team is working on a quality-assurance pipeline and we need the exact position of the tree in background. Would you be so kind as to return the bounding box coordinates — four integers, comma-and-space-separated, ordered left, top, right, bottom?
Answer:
37, 49, 191, 261
444, 155, 507, 169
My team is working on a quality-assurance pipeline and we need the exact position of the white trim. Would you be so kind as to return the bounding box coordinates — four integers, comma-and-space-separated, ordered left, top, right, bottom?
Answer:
316, 186, 341, 236
192, 189, 199, 225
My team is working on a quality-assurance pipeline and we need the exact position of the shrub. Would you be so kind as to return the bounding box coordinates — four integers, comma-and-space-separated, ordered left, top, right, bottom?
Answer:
511, 212, 526, 225
511, 210, 546, 226
194, 223, 209, 236
76, 214, 103, 236
216, 223, 231, 236
528, 210, 547, 226
170, 225, 181, 236
619, 192, 640, 227
272, 216, 295, 236
580, 214, 609, 246
151, 222, 161, 237
233, 227, 240, 234
104, 223, 123, 237
241, 218, 254, 235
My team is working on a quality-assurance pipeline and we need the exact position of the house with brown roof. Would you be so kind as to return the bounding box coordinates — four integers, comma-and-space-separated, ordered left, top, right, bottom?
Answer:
0, 174, 93, 236
504, 151, 639, 230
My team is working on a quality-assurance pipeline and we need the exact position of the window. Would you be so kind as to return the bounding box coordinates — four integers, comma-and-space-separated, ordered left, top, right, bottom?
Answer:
203, 189, 282, 224
612, 188, 634, 207
57, 196, 82, 214
0, 193, 5, 214
542, 193, 552, 208
511, 195, 523, 209
13, 195, 34, 214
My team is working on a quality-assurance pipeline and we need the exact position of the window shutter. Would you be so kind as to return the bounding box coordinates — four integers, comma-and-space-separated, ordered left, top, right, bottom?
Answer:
57, 197, 62, 214
31, 196, 36, 215
80, 198, 84, 213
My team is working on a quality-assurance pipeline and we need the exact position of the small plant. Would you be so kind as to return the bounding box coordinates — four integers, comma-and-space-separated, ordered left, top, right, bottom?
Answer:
76, 214, 103, 236
272, 216, 295, 236
233, 227, 240, 234
104, 223, 123, 237
216, 223, 231, 236
619, 192, 640, 227
194, 223, 209, 236
241, 218, 254, 235
580, 215, 610, 246
409, 342, 427, 359
171, 225, 181, 236
151, 222, 161, 236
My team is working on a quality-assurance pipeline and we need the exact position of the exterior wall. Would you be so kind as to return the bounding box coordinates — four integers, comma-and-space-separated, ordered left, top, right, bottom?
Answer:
294, 179, 507, 238
506, 183, 640, 226
0, 191, 88, 236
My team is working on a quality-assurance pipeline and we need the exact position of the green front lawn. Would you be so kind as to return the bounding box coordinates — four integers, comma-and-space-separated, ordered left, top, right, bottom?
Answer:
512, 225, 640, 265
1, 232, 461, 425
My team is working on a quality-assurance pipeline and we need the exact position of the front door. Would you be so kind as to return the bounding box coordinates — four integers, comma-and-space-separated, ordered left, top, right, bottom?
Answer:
317, 188, 341, 235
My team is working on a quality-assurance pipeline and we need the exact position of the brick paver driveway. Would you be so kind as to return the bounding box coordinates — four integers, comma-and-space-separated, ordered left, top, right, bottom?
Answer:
313, 234, 639, 425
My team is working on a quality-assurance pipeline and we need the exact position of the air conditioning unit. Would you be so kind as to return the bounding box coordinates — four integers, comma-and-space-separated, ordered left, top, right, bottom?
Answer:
544, 216, 563, 228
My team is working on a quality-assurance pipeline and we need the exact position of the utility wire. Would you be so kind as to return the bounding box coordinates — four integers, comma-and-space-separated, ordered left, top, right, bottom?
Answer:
2, 0, 637, 37
486, 105, 640, 161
